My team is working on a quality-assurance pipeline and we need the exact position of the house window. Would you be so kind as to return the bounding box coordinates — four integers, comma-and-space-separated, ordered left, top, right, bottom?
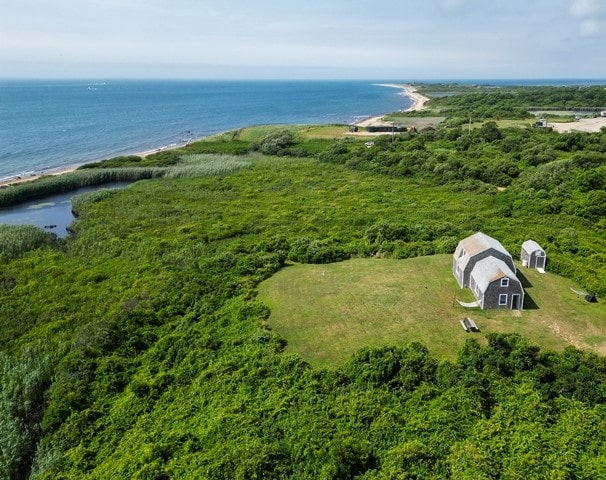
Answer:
501, 278, 509, 287
499, 294, 508, 306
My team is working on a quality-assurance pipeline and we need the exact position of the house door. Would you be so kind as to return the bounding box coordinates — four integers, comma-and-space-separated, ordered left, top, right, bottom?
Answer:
511, 294, 521, 310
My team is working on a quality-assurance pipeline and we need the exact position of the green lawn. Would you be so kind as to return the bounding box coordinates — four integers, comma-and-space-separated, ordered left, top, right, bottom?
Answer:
258, 255, 606, 366
381, 115, 447, 129
217, 124, 355, 141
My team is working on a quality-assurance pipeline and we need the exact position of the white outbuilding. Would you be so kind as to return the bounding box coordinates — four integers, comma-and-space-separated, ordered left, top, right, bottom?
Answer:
521, 240, 546, 270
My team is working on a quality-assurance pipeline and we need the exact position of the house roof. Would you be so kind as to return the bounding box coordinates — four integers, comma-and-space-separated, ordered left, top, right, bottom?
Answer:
454, 232, 511, 272
522, 239, 544, 254
471, 257, 518, 295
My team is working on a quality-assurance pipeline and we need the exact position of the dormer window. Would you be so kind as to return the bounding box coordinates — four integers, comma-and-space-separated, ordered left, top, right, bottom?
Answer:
501, 278, 509, 287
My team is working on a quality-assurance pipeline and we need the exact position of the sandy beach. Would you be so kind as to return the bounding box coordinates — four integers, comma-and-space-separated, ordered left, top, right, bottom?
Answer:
356, 84, 429, 128
0, 166, 80, 188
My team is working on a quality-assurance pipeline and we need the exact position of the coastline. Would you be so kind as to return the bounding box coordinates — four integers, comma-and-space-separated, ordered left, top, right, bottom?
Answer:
0, 82, 422, 189
0, 166, 80, 188
0, 139, 195, 189
356, 84, 429, 128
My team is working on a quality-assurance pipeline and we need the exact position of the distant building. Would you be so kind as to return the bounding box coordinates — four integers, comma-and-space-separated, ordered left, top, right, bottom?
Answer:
453, 232, 523, 310
365, 125, 407, 133
521, 240, 546, 270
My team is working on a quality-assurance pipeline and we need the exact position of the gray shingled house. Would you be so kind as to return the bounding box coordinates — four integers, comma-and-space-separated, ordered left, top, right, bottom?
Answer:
453, 232, 524, 310
469, 257, 524, 309
521, 240, 546, 269
453, 232, 516, 288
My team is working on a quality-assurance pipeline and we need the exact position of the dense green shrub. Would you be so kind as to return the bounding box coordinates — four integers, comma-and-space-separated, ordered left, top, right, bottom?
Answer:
78, 155, 144, 169
288, 237, 348, 264
183, 139, 252, 155
0, 347, 54, 480
258, 129, 295, 155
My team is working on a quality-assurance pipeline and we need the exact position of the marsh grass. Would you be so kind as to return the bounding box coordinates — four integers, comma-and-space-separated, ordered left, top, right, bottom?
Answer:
0, 169, 165, 208
0, 156, 251, 208
71, 188, 120, 217
165, 154, 251, 178
0, 225, 60, 262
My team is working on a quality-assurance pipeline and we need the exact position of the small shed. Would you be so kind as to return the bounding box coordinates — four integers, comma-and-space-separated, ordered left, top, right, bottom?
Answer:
521, 240, 546, 269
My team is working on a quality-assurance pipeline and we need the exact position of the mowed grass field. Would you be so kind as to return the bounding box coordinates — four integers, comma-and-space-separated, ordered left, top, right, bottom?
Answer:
258, 255, 606, 366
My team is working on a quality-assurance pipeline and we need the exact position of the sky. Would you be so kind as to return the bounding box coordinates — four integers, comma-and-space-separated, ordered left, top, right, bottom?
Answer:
1, 0, 605, 79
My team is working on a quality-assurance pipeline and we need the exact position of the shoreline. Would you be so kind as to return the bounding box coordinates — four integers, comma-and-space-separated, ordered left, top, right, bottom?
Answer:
0, 84, 424, 188
3, 112, 606, 189
0, 166, 80, 188
356, 84, 429, 128
0, 138, 196, 189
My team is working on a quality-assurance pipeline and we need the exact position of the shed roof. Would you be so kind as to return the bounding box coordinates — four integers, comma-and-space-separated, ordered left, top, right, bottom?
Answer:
471, 257, 518, 295
522, 239, 544, 254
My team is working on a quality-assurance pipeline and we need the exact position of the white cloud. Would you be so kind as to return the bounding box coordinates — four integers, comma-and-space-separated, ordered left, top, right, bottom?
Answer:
570, 0, 602, 18
579, 19, 601, 36
569, 0, 605, 37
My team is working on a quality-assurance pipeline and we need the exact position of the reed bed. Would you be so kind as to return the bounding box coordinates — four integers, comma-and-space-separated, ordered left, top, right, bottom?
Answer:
164, 154, 251, 178
0, 225, 60, 262
0, 169, 165, 208
71, 188, 120, 217
0, 156, 250, 208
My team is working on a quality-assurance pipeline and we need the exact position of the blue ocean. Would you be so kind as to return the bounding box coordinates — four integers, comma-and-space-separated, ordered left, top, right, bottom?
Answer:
0, 80, 413, 180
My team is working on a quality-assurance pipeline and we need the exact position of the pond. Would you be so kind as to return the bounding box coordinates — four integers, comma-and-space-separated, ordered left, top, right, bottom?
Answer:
0, 183, 129, 238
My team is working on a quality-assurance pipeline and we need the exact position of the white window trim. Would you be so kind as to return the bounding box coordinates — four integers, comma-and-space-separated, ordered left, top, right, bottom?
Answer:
501, 278, 509, 287
499, 294, 508, 305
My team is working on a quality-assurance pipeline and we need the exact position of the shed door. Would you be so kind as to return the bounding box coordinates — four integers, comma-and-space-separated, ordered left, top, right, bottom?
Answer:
536, 254, 545, 269
512, 294, 521, 310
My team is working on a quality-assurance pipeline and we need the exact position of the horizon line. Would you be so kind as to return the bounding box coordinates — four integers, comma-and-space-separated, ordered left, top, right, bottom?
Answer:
2, 76, 606, 83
